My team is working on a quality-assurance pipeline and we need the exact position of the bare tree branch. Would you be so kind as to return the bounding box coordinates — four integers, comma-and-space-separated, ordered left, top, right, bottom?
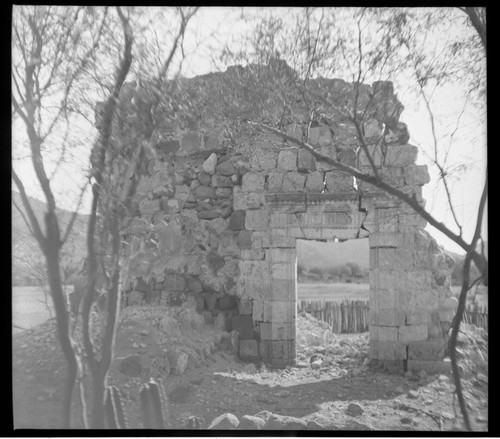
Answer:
12, 169, 47, 250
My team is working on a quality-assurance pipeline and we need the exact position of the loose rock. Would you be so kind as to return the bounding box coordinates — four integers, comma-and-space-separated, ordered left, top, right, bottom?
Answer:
346, 403, 364, 417
238, 415, 265, 430
207, 413, 239, 429
264, 414, 308, 430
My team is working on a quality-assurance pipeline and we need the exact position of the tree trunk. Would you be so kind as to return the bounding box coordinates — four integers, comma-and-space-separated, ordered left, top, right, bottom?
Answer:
45, 240, 78, 428
449, 253, 473, 430
90, 372, 107, 428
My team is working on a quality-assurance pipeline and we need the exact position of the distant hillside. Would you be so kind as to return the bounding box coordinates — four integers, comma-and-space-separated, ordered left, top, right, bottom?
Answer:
12, 191, 88, 285
297, 238, 370, 271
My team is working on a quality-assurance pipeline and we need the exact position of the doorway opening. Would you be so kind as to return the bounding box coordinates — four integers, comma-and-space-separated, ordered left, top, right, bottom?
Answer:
294, 237, 371, 370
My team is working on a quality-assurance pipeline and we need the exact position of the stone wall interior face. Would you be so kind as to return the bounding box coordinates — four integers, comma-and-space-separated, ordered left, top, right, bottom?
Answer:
120, 65, 455, 373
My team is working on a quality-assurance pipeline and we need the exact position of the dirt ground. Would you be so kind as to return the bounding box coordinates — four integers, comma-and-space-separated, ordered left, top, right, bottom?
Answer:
12, 305, 488, 431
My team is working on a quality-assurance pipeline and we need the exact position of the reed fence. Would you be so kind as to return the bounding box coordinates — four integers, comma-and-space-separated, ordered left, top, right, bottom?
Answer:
298, 300, 488, 333
463, 304, 488, 331
298, 299, 369, 334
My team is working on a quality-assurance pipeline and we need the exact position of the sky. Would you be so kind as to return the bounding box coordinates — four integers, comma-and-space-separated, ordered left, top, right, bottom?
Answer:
12, 6, 487, 255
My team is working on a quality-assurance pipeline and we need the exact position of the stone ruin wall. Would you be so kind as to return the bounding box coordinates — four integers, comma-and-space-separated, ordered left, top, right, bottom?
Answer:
120, 65, 458, 373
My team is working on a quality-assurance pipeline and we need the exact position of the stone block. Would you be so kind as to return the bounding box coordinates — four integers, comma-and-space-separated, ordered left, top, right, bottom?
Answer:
310, 126, 333, 146
271, 301, 296, 323
194, 185, 216, 200
378, 360, 405, 373
238, 297, 253, 315
324, 171, 354, 192
363, 118, 383, 139
218, 294, 237, 310
181, 132, 202, 155
252, 300, 264, 321
202, 292, 218, 310
242, 172, 265, 193
187, 277, 203, 294
203, 135, 219, 150
207, 251, 225, 272
197, 170, 212, 186
371, 341, 407, 360
408, 340, 447, 360
320, 228, 358, 240
301, 228, 323, 240
156, 139, 180, 155
370, 309, 406, 327
385, 144, 418, 166
246, 192, 265, 209
407, 358, 452, 375
278, 149, 298, 171
216, 160, 237, 176
239, 260, 270, 281
399, 325, 428, 343
214, 312, 228, 331
358, 144, 384, 167
245, 209, 269, 231
271, 340, 296, 360
269, 212, 300, 229
271, 232, 298, 247
241, 281, 271, 302
369, 233, 401, 248
215, 187, 233, 199
375, 207, 399, 232
266, 248, 296, 263
286, 124, 303, 141
203, 310, 214, 325
272, 322, 296, 341
282, 172, 306, 192
237, 230, 253, 248
239, 339, 259, 358
202, 152, 217, 174
369, 269, 399, 290
370, 325, 399, 342
299, 210, 322, 227
218, 232, 239, 256
231, 315, 254, 339
321, 211, 352, 226
232, 186, 246, 210
297, 149, 315, 171
241, 249, 265, 260
401, 271, 435, 299
371, 288, 399, 310
228, 210, 246, 231
259, 340, 272, 359
399, 212, 428, 228
370, 248, 399, 270
250, 231, 269, 249
212, 174, 233, 188
259, 322, 272, 340
250, 148, 279, 171
164, 274, 187, 291
271, 279, 295, 302
271, 263, 295, 280
267, 172, 284, 192
405, 308, 432, 325
305, 171, 324, 192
